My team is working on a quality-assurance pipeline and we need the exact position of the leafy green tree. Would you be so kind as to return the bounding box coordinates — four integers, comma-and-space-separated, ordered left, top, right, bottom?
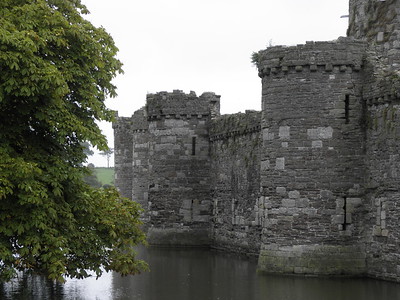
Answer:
83, 164, 102, 188
81, 141, 94, 158
0, 0, 147, 282
99, 148, 114, 168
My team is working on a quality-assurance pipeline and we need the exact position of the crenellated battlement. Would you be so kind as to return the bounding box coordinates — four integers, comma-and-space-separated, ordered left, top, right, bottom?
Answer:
257, 38, 367, 77
112, 115, 132, 130
210, 111, 261, 142
146, 90, 220, 120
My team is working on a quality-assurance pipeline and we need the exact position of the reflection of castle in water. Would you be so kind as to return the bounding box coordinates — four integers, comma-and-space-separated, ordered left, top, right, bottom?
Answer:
2, 247, 398, 299
114, 0, 400, 282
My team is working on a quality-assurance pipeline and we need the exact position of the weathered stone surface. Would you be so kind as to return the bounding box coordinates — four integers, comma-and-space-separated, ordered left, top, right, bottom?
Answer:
114, 0, 400, 283
147, 227, 211, 247
258, 244, 366, 276
209, 110, 262, 256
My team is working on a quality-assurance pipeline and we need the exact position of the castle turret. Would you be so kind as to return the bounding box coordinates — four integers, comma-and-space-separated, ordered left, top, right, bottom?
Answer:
145, 90, 220, 246
256, 39, 368, 276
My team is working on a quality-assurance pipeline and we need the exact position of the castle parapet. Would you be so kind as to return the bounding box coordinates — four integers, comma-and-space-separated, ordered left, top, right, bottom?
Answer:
257, 38, 367, 77
146, 90, 221, 119
210, 110, 261, 142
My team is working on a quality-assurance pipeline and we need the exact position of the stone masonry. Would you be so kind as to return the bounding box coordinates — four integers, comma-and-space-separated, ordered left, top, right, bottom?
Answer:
114, 0, 400, 282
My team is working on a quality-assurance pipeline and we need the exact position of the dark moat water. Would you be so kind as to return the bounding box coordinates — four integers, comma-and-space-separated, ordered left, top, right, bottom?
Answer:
1, 247, 400, 300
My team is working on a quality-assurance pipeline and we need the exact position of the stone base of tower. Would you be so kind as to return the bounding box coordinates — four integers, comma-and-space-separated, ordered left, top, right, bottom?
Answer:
146, 227, 211, 247
258, 244, 366, 276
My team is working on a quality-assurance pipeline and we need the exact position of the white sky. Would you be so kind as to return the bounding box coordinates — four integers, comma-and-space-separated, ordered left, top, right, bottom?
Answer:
81, 0, 350, 167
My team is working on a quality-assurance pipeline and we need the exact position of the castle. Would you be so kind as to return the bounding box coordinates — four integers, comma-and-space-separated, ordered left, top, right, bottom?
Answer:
114, 0, 400, 282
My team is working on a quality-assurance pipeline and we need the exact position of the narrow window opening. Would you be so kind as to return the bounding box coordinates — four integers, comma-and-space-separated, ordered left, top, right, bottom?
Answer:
343, 197, 347, 230
192, 137, 196, 155
345, 95, 350, 124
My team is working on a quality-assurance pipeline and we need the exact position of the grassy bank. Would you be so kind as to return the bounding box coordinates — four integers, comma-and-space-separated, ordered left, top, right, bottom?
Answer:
95, 167, 114, 186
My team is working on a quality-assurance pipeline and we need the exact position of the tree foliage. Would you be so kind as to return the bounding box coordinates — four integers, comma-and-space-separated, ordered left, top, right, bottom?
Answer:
83, 164, 102, 188
0, 0, 147, 282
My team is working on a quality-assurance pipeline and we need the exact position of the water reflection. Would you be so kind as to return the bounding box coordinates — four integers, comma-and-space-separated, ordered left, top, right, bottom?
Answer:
1, 247, 400, 299
110, 247, 259, 300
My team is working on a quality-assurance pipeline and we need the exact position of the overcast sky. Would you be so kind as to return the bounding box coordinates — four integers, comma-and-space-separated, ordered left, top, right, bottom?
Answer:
81, 0, 350, 167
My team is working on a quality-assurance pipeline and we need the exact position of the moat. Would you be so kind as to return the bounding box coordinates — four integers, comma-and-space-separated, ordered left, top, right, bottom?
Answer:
2, 247, 400, 300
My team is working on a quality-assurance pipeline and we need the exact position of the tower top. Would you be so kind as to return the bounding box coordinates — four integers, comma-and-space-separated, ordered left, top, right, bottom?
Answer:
145, 90, 221, 119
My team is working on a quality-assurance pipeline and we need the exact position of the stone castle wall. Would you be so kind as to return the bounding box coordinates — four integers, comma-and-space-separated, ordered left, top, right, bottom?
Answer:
114, 0, 400, 282
348, 0, 400, 45
348, 0, 400, 281
210, 111, 262, 256
364, 94, 400, 281
361, 47, 400, 281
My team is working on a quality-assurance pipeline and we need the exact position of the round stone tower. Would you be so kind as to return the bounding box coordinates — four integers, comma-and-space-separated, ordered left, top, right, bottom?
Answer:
256, 39, 368, 276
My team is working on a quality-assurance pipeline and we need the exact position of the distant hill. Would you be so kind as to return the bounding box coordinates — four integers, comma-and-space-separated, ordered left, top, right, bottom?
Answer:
94, 167, 114, 186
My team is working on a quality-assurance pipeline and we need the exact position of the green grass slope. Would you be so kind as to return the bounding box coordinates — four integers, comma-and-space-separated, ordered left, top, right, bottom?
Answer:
95, 167, 114, 186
